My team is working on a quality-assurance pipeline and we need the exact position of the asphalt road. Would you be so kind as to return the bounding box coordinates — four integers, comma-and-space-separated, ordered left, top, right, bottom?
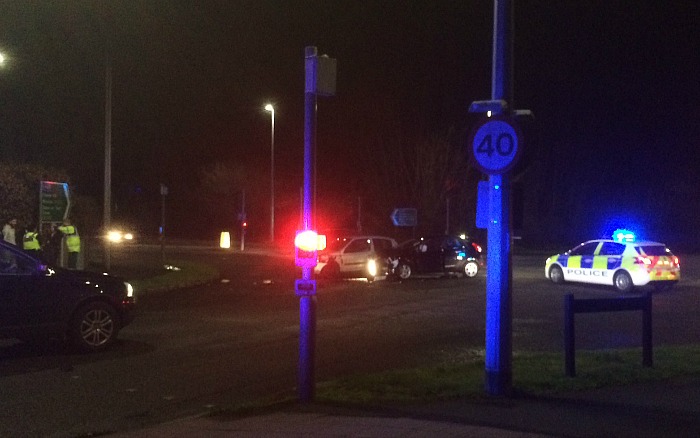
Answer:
0, 245, 698, 437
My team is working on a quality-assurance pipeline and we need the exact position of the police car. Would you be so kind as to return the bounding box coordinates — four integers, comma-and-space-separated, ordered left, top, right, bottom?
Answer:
545, 232, 680, 293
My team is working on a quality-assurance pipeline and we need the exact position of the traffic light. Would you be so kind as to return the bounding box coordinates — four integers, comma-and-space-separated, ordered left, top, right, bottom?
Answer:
294, 230, 319, 268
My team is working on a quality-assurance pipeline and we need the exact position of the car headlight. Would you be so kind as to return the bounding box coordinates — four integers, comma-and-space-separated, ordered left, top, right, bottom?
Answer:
124, 282, 134, 298
367, 259, 377, 277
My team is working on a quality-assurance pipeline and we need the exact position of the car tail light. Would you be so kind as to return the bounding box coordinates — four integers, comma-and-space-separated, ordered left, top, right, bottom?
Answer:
472, 242, 482, 253
673, 256, 680, 267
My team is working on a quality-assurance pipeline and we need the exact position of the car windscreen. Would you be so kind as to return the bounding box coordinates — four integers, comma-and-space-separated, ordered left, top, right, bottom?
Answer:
325, 238, 350, 252
636, 245, 673, 256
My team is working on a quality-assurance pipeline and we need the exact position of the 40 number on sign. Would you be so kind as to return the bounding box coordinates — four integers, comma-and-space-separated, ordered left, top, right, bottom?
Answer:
469, 118, 521, 175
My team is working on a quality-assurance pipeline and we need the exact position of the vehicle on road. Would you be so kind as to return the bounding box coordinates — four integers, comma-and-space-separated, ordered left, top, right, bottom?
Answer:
314, 235, 398, 281
0, 240, 136, 351
387, 235, 484, 280
545, 237, 680, 293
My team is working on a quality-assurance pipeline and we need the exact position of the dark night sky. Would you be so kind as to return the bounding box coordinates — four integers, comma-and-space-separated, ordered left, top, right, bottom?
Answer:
0, 1, 698, 243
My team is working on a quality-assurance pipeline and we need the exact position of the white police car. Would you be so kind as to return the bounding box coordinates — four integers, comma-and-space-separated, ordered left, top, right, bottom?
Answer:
545, 232, 680, 293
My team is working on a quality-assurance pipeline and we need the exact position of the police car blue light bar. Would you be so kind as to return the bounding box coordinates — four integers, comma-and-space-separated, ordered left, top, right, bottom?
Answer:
612, 229, 636, 243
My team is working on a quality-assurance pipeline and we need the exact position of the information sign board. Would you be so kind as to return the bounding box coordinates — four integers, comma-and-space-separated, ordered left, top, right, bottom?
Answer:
390, 208, 418, 227
40, 181, 70, 222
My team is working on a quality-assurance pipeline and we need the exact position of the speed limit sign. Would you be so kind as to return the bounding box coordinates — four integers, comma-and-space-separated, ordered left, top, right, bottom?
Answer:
469, 117, 522, 174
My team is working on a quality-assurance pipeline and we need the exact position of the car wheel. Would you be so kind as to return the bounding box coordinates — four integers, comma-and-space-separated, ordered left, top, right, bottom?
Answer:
69, 302, 119, 352
462, 261, 479, 278
396, 262, 412, 280
549, 265, 565, 284
613, 271, 634, 293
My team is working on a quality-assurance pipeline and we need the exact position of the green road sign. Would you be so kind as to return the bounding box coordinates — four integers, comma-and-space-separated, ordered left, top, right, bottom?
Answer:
40, 181, 70, 222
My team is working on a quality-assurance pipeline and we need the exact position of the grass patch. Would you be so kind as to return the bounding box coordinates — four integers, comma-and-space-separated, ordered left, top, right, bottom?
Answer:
128, 260, 219, 293
314, 345, 700, 405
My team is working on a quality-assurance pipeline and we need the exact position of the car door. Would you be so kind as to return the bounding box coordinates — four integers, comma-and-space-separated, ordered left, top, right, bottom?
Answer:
442, 236, 463, 270
339, 238, 372, 274
0, 245, 55, 330
596, 241, 625, 285
0, 244, 25, 329
413, 238, 442, 273
563, 241, 602, 282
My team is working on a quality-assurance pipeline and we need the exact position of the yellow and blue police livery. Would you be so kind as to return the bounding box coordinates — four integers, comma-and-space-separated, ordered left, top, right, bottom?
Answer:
545, 235, 680, 293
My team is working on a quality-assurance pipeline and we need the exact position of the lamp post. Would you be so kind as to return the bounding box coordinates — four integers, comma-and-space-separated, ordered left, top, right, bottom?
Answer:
264, 103, 275, 242
104, 58, 112, 270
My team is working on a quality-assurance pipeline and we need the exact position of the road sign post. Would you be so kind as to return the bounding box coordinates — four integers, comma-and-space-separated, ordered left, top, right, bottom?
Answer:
297, 46, 336, 403
468, 0, 517, 397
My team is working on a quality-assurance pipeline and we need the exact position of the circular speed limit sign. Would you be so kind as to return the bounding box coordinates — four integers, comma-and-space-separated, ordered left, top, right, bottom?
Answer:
469, 117, 522, 174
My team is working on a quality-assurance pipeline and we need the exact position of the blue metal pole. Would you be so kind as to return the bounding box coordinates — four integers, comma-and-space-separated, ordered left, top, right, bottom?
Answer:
298, 45, 318, 403
484, 0, 513, 396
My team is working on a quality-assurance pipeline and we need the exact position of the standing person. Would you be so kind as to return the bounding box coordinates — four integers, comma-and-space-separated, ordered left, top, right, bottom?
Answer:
23, 223, 41, 257
2, 218, 18, 245
42, 224, 62, 266
58, 218, 81, 269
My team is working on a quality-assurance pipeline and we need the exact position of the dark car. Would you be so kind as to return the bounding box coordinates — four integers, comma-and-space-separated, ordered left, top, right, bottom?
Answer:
0, 240, 135, 351
387, 235, 484, 280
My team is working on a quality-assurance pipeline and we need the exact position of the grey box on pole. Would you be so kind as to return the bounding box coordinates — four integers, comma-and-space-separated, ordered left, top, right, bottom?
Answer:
305, 55, 337, 96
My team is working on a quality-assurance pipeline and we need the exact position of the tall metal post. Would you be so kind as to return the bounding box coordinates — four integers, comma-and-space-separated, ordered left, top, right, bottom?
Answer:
265, 105, 275, 242
298, 46, 319, 402
240, 190, 246, 251
160, 183, 167, 266
484, 0, 514, 396
104, 59, 112, 270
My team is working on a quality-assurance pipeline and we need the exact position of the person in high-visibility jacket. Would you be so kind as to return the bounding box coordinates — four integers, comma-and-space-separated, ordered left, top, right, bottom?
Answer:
23, 224, 41, 257
58, 218, 81, 269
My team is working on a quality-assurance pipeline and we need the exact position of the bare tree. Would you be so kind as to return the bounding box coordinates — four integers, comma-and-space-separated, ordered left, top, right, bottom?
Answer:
0, 162, 70, 227
371, 129, 476, 234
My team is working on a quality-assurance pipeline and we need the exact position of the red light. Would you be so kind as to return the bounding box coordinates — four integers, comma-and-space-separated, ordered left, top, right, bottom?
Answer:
295, 230, 319, 268
295, 230, 319, 251
673, 256, 680, 266
242, 222, 247, 228
472, 242, 482, 253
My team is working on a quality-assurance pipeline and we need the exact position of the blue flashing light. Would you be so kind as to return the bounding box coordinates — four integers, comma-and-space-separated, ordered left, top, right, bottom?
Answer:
494, 185, 500, 190
613, 228, 635, 243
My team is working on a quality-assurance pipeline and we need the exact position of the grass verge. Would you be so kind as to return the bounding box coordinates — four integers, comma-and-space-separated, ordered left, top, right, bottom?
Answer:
210, 345, 700, 419
314, 346, 700, 405
128, 260, 219, 293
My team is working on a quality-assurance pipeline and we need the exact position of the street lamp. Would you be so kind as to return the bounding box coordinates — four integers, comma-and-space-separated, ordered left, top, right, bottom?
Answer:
264, 103, 275, 242
104, 58, 112, 269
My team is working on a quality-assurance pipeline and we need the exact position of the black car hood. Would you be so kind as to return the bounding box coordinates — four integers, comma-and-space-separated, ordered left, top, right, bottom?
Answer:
49, 267, 125, 288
